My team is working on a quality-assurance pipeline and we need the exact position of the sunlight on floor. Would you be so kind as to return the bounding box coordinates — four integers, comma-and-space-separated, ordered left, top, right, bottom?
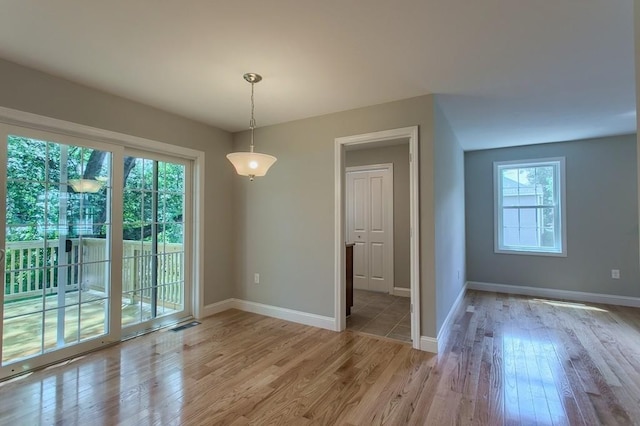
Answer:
532, 298, 608, 312
502, 333, 566, 424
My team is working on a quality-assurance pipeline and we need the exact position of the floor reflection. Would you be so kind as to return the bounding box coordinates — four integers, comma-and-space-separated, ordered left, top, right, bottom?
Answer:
503, 332, 566, 424
533, 298, 608, 312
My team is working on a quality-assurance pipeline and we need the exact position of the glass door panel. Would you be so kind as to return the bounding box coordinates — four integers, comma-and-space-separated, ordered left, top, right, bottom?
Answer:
122, 155, 187, 330
2, 133, 112, 366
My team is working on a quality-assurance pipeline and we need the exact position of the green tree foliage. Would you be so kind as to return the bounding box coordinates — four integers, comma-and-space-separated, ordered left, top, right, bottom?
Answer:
122, 158, 185, 243
5, 136, 184, 244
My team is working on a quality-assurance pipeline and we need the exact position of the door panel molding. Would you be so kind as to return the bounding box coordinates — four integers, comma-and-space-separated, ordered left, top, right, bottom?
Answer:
346, 164, 394, 293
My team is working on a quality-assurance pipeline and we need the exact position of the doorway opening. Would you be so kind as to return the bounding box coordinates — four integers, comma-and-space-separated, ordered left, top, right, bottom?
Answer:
334, 126, 420, 349
345, 158, 410, 342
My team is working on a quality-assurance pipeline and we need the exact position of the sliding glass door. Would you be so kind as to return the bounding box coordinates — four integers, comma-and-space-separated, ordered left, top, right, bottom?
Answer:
121, 152, 190, 334
0, 125, 193, 379
0, 125, 115, 375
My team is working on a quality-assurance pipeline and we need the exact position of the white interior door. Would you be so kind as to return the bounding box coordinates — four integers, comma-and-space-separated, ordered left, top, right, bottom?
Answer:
346, 165, 394, 293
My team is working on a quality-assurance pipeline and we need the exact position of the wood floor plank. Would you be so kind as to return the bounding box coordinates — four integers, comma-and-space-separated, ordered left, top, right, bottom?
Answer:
356, 348, 433, 425
1, 290, 640, 425
300, 339, 402, 423
340, 344, 414, 425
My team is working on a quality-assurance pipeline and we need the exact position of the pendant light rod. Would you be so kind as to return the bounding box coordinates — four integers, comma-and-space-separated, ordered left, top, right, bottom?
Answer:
227, 72, 276, 180
245, 73, 260, 153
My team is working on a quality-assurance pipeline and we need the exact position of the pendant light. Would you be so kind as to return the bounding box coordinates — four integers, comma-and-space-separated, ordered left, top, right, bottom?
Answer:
68, 177, 106, 193
227, 73, 277, 181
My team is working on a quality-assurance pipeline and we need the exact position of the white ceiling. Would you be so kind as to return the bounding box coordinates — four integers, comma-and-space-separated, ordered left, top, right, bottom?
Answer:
0, 0, 635, 151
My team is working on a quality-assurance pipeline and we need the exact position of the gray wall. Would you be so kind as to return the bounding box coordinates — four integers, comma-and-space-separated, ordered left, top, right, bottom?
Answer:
465, 134, 640, 297
233, 95, 439, 337
0, 58, 236, 305
345, 143, 410, 289
636, 0, 640, 275
433, 99, 466, 332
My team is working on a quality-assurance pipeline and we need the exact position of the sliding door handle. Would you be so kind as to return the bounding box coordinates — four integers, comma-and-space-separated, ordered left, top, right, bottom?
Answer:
0, 249, 5, 263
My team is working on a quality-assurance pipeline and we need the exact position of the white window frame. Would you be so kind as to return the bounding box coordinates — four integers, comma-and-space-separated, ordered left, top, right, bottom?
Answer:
494, 157, 567, 257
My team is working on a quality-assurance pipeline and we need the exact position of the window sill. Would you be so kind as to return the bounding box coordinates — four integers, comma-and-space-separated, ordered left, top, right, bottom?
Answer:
494, 248, 567, 257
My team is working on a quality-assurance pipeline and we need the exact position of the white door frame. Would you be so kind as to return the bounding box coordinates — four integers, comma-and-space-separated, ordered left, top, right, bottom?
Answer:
334, 126, 420, 349
346, 163, 394, 293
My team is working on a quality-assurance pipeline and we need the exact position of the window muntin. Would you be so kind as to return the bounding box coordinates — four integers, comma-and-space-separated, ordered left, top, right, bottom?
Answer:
494, 158, 565, 256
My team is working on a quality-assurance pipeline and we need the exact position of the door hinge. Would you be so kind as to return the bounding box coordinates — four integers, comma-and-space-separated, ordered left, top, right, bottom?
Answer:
409, 152, 413, 162
410, 303, 413, 314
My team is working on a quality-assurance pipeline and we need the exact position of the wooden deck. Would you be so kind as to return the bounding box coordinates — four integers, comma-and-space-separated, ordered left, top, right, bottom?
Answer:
0, 290, 639, 425
2, 291, 177, 364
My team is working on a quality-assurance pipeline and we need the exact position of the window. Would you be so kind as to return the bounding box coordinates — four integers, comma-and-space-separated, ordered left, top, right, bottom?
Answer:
494, 158, 566, 256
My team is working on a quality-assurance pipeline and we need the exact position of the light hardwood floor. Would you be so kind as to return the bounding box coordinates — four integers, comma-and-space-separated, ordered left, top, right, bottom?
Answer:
1, 290, 639, 425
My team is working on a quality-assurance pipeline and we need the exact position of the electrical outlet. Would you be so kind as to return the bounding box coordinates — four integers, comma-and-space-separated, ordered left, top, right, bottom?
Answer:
611, 269, 620, 279
254, 273, 260, 284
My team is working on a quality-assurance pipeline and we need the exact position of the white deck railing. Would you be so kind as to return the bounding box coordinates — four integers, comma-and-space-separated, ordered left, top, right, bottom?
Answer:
4, 238, 184, 306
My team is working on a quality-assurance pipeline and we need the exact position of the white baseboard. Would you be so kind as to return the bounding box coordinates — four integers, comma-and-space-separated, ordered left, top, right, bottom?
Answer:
201, 298, 336, 331
201, 298, 235, 318
417, 283, 468, 355
467, 281, 640, 308
392, 287, 411, 298
419, 336, 438, 353
202, 285, 467, 355
233, 299, 336, 331
436, 283, 467, 352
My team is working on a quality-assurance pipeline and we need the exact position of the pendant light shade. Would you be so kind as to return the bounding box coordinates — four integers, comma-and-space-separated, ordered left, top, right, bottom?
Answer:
68, 178, 105, 193
227, 73, 277, 181
226, 151, 277, 178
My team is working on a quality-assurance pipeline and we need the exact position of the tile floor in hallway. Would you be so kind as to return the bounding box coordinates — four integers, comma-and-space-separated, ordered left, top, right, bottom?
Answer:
346, 289, 411, 342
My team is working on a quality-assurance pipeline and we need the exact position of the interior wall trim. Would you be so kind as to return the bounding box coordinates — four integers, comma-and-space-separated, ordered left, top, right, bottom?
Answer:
204, 298, 448, 353
436, 283, 468, 352
201, 299, 236, 318
419, 336, 438, 353
392, 287, 411, 297
202, 299, 336, 330
467, 281, 640, 308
